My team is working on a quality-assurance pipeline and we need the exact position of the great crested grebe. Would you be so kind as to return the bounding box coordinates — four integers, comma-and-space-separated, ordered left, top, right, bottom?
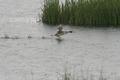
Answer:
55, 25, 72, 37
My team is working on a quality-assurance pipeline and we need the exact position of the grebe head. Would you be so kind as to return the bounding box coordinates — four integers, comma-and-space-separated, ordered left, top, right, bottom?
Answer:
57, 24, 63, 30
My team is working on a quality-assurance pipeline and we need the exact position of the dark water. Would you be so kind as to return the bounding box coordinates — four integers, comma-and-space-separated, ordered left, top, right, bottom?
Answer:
0, 0, 120, 80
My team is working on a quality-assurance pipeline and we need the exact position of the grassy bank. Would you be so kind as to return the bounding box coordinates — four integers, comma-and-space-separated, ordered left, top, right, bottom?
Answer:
41, 0, 120, 26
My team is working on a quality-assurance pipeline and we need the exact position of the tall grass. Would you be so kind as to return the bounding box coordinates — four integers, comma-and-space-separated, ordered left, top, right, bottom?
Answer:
42, 0, 120, 26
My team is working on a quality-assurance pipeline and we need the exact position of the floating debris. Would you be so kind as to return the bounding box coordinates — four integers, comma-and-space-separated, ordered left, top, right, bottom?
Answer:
11, 36, 20, 39
0, 35, 20, 39
27, 35, 32, 39
2, 35, 10, 39
41, 36, 46, 39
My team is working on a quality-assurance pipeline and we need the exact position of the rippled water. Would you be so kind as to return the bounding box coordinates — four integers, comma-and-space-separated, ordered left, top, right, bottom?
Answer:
0, 0, 120, 80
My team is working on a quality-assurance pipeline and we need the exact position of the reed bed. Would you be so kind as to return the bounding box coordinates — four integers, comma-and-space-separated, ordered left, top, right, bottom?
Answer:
60, 68, 118, 80
42, 0, 120, 26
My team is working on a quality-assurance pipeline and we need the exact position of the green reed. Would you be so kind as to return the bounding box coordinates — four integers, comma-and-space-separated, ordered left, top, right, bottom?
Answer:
42, 0, 120, 26
42, 0, 60, 25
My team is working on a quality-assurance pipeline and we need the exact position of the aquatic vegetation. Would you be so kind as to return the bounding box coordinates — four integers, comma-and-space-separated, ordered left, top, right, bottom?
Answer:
42, 0, 61, 25
42, 0, 120, 26
60, 68, 117, 80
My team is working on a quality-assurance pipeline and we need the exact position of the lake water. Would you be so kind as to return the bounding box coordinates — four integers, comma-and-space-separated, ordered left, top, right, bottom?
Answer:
0, 0, 120, 80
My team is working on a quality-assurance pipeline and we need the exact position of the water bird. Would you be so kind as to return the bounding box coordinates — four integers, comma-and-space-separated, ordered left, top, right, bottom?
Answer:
55, 25, 72, 37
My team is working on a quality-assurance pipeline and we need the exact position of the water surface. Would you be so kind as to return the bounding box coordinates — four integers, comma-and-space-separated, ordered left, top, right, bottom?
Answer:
0, 0, 120, 80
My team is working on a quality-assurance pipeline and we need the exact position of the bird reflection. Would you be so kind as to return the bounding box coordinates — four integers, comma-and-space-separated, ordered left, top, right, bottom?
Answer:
55, 37, 64, 44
